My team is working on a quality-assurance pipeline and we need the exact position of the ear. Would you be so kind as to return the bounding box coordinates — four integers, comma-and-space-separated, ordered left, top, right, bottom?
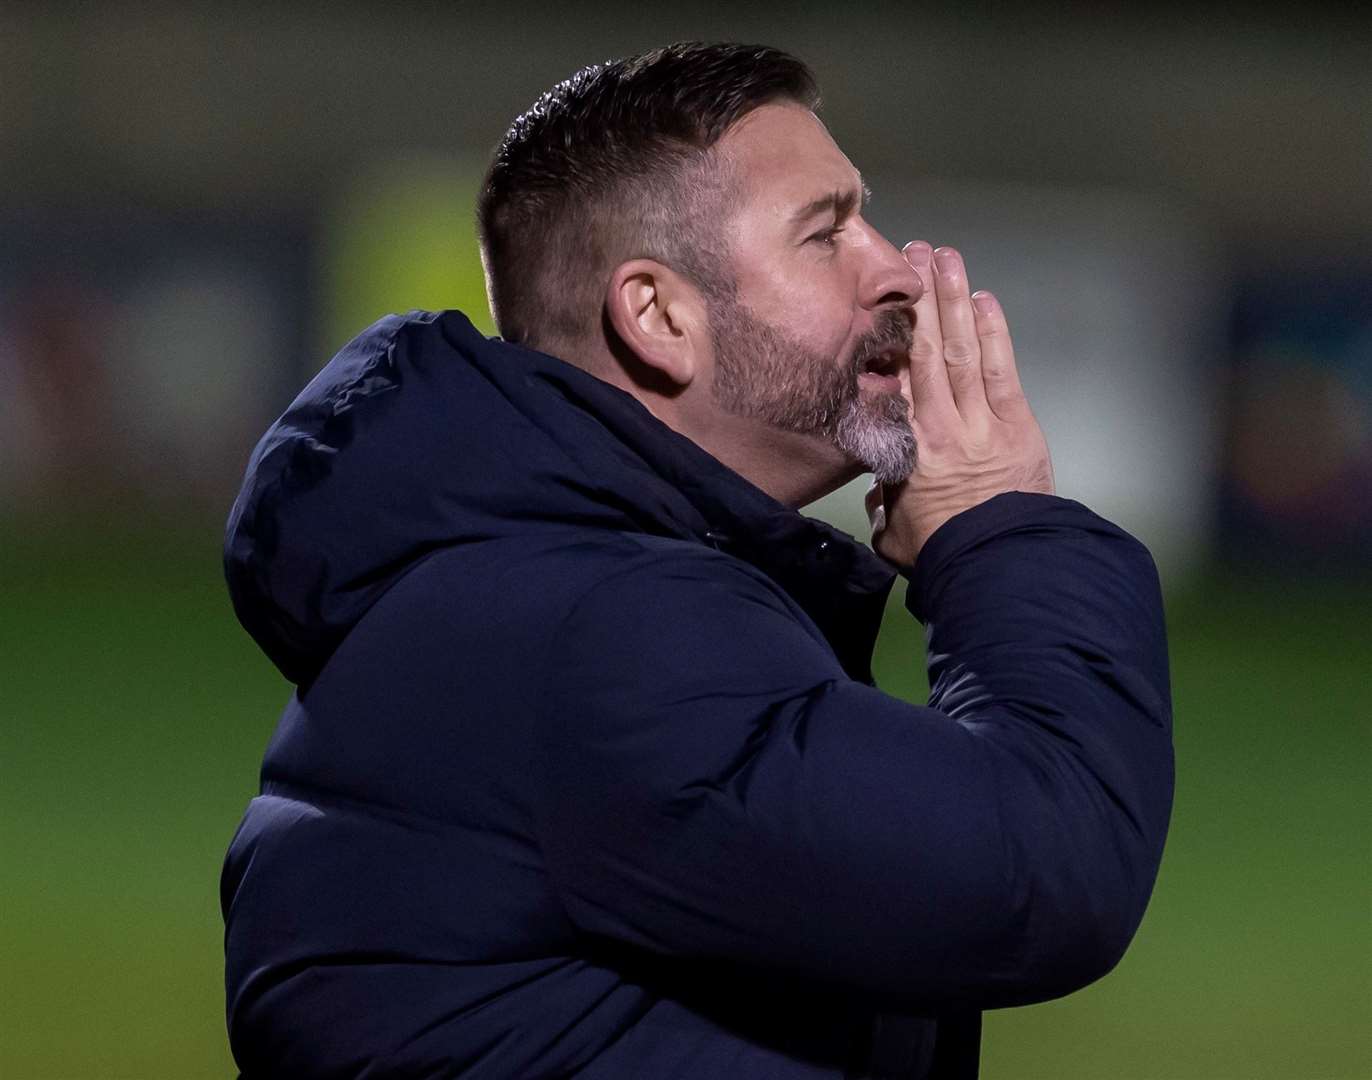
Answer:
604, 259, 710, 388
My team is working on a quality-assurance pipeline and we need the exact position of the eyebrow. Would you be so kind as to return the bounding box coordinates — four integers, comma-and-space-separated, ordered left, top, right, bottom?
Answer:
789, 180, 872, 225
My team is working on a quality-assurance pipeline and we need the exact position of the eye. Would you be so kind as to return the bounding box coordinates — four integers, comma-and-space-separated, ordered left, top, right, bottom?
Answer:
808, 225, 845, 247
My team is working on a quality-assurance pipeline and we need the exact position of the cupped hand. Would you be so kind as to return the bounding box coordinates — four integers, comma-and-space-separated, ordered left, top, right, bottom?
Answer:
866, 243, 1054, 568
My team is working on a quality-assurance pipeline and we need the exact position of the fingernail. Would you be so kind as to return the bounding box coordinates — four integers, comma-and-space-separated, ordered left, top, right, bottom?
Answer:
934, 248, 959, 275
906, 240, 932, 259
972, 291, 995, 314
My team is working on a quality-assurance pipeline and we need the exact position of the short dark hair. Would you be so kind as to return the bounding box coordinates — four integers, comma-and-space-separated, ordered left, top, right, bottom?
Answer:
477, 42, 820, 355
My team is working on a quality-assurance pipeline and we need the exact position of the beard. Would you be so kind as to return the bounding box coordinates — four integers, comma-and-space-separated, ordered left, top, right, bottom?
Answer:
707, 297, 917, 485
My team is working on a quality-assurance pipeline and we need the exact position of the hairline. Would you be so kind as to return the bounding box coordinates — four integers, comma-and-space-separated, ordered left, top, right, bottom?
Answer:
477, 48, 820, 354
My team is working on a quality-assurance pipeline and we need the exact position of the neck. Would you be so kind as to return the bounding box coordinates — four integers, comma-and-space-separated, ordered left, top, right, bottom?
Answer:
562, 342, 860, 509
683, 416, 862, 508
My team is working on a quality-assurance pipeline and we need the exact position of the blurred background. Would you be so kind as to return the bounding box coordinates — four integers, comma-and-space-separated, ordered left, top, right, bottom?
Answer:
2, 3, 1368, 1077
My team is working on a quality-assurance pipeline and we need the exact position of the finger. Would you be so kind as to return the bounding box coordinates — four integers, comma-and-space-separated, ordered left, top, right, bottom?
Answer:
970, 290, 1031, 422
932, 246, 990, 421
901, 240, 957, 422
865, 478, 886, 536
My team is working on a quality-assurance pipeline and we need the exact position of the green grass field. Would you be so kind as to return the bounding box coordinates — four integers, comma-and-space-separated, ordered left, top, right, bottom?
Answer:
2, 517, 1368, 1078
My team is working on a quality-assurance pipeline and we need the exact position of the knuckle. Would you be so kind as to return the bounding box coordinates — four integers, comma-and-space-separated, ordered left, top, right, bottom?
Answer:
990, 387, 1029, 411
964, 432, 997, 461
942, 337, 977, 365
947, 367, 979, 393
910, 337, 940, 362
917, 427, 950, 455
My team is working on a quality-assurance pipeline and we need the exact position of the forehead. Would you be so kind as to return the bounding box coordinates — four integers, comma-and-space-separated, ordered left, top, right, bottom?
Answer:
718, 103, 860, 211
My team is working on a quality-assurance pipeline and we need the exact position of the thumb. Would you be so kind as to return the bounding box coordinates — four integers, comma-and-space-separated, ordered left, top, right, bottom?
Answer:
865, 478, 887, 537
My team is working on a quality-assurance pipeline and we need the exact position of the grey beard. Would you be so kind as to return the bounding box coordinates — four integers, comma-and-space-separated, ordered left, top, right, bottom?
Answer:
836, 390, 917, 484
708, 295, 917, 483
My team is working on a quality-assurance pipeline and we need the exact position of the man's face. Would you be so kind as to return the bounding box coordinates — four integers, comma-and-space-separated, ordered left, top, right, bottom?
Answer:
704, 103, 923, 484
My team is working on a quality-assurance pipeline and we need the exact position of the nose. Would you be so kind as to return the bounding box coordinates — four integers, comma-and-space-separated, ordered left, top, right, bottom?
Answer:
859, 226, 924, 312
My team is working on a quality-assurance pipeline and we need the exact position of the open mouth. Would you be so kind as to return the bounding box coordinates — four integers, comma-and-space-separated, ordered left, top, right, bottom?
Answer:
857, 347, 907, 394
859, 348, 906, 377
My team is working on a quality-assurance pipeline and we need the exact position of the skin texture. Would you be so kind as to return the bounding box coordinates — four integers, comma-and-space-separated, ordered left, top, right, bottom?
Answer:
705, 295, 918, 488
590, 101, 1054, 565
871, 242, 1055, 565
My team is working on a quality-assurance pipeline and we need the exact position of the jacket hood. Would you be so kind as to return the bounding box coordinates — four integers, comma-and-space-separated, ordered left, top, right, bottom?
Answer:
225, 309, 894, 685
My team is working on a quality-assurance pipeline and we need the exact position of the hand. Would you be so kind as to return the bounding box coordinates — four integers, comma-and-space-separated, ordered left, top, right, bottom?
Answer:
867, 243, 1054, 568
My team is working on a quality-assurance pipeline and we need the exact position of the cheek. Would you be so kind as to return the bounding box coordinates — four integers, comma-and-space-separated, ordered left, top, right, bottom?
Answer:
730, 241, 857, 356
766, 274, 856, 350
795, 291, 857, 360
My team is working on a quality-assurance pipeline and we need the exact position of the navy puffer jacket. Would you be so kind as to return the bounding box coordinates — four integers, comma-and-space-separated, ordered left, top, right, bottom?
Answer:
222, 309, 1173, 1078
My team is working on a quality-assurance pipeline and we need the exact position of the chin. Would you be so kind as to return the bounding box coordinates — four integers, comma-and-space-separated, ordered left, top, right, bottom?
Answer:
835, 396, 917, 486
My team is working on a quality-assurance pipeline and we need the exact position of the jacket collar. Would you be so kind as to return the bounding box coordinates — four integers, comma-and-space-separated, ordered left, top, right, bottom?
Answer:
227, 309, 895, 685
520, 325, 897, 682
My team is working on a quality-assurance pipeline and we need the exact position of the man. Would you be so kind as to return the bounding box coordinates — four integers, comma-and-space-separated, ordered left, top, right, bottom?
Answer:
222, 42, 1173, 1078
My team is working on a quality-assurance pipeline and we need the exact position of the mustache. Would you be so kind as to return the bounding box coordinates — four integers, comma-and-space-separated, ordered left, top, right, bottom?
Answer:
850, 309, 914, 376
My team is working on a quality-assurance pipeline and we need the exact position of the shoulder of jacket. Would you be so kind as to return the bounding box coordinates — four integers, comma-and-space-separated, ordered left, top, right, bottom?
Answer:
394, 529, 787, 613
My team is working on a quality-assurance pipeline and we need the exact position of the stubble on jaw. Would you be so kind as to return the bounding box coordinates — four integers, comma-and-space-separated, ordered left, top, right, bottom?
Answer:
707, 297, 918, 484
